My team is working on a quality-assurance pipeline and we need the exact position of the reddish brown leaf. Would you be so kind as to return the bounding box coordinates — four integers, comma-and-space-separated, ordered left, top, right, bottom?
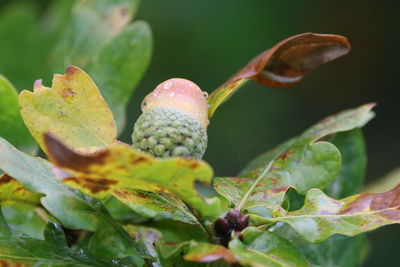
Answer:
208, 33, 350, 118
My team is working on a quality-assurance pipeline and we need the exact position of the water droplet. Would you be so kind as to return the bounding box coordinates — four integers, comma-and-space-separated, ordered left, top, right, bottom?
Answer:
169, 92, 175, 97
187, 83, 194, 87
163, 80, 173, 89
202, 91, 209, 99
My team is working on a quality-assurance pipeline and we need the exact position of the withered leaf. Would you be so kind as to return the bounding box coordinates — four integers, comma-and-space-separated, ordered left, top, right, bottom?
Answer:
208, 33, 350, 118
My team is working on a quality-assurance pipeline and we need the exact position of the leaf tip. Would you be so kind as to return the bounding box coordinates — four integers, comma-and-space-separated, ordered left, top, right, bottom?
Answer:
33, 79, 44, 91
66, 65, 80, 76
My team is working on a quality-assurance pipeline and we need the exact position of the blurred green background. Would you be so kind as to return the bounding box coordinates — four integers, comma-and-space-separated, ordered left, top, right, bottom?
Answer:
0, 0, 399, 266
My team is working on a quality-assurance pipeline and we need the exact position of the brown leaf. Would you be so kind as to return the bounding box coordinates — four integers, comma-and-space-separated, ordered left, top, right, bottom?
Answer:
208, 33, 350, 118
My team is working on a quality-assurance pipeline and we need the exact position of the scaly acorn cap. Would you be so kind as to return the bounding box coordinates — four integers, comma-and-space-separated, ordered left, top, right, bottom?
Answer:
132, 78, 209, 159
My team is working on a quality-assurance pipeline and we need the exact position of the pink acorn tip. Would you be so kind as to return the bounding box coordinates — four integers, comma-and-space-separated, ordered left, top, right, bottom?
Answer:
142, 78, 209, 128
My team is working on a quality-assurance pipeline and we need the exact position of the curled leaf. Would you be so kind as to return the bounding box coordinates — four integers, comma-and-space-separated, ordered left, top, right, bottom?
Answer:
208, 33, 350, 118
19, 66, 117, 154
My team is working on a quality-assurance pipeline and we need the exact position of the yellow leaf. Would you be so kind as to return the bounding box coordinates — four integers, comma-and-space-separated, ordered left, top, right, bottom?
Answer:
19, 66, 116, 153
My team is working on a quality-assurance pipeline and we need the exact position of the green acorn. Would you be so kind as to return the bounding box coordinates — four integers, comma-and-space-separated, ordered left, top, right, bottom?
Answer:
132, 78, 209, 159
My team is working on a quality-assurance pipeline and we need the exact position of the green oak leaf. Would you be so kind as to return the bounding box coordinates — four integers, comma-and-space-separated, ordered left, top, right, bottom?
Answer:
300, 234, 366, 267
59, 0, 151, 132
214, 141, 341, 213
2, 203, 48, 240
88, 21, 152, 132
62, 0, 140, 67
240, 103, 374, 179
251, 185, 400, 243
324, 129, 367, 199
0, 76, 36, 154
0, 137, 145, 265
213, 104, 375, 215
43, 133, 221, 221
207, 33, 350, 118
288, 129, 369, 267
19, 66, 117, 154
0, 210, 120, 267
228, 227, 310, 267
125, 225, 162, 266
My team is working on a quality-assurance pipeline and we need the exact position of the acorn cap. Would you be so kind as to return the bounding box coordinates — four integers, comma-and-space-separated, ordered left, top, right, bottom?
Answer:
141, 78, 209, 128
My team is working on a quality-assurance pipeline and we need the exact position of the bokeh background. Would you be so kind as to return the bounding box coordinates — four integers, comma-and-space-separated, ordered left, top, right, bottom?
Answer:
0, 1, 399, 266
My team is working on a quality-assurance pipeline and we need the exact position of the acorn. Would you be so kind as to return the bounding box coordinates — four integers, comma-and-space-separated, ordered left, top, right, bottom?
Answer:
132, 78, 209, 159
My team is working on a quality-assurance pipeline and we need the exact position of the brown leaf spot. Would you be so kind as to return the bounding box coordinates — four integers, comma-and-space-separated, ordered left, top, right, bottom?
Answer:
113, 190, 128, 199
65, 65, 79, 77
270, 176, 281, 186
189, 162, 200, 169
64, 177, 116, 194
44, 132, 109, 173
269, 186, 290, 195
0, 174, 13, 186
60, 87, 76, 99
82, 177, 117, 194
131, 155, 149, 165
278, 150, 293, 160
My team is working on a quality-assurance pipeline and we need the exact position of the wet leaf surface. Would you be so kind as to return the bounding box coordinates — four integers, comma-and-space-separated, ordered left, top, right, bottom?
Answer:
19, 66, 117, 154
208, 33, 350, 118
0, 210, 119, 267
2, 203, 48, 240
